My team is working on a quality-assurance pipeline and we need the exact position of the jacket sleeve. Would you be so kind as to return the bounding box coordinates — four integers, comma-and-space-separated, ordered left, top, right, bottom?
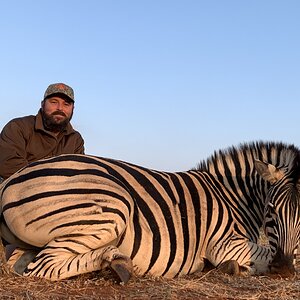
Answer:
0, 120, 29, 179
74, 132, 85, 155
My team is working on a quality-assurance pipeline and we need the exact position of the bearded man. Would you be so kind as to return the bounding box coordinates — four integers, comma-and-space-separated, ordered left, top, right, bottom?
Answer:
0, 83, 85, 180
0, 83, 85, 260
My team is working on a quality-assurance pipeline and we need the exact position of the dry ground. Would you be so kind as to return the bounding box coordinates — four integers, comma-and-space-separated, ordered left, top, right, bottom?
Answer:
0, 244, 299, 300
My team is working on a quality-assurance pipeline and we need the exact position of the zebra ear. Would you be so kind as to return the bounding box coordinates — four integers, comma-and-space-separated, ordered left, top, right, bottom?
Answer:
254, 159, 284, 184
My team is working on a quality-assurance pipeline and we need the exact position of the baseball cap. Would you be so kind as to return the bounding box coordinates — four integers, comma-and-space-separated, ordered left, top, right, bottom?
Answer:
43, 83, 75, 102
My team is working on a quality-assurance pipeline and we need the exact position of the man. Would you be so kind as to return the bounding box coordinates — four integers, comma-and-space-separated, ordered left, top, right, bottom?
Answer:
0, 82, 85, 259
0, 82, 85, 181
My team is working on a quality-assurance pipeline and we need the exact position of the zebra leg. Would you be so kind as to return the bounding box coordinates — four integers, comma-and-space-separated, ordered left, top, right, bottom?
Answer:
0, 219, 36, 261
6, 247, 39, 275
217, 259, 256, 275
217, 260, 241, 275
23, 242, 133, 283
208, 235, 272, 276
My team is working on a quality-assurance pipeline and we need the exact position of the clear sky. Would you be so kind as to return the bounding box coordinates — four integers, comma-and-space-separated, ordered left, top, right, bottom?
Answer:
1, 1, 300, 171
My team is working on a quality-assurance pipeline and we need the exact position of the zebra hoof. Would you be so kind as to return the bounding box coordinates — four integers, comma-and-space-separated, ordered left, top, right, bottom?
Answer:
218, 260, 240, 275
13, 250, 38, 275
110, 258, 133, 284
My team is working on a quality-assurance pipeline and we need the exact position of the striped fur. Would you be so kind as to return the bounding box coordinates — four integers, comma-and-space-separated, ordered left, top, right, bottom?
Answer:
0, 141, 299, 281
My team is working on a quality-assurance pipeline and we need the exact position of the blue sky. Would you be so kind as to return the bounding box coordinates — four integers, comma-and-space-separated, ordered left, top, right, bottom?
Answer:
1, 1, 300, 171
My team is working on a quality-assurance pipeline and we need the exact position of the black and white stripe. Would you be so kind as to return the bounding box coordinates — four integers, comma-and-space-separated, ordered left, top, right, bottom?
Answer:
0, 141, 299, 281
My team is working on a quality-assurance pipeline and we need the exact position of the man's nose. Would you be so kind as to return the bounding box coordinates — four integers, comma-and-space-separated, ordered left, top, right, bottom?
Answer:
56, 102, 64, 111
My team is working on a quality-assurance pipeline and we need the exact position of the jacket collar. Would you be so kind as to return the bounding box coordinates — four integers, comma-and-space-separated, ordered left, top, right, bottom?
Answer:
35, 109, 75, 136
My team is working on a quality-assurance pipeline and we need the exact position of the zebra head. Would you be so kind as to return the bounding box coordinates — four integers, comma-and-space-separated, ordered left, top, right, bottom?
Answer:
255, 159, 300, 276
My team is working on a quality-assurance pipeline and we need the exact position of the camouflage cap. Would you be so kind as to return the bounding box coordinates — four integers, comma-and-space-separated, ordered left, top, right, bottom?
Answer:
43, 83, 75, 102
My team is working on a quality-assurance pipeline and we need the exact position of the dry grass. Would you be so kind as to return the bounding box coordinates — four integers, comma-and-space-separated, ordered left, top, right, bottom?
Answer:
0, 244, 299, 300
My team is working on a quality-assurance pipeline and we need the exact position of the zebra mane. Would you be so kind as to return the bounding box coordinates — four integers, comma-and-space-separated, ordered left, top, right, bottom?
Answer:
195, 141, 300, 176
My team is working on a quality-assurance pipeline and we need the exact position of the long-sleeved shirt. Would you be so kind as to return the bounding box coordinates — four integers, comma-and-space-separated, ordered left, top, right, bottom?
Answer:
0, 109, 84, 179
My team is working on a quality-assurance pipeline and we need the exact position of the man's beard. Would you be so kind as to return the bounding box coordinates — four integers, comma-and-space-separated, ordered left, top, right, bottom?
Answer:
41, 109, 73, 133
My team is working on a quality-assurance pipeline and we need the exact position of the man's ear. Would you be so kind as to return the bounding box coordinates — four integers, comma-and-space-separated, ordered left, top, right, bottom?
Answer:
254, 159, 284, 184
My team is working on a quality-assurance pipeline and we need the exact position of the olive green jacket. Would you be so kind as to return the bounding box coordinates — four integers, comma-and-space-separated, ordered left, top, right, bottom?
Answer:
0, 109, 84, 179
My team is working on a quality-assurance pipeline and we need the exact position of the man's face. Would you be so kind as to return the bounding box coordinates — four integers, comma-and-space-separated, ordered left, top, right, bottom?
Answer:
41, 96, 74, 133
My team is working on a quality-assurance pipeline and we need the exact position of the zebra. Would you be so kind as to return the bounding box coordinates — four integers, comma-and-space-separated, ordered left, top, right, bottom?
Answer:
0, 141, 299, 282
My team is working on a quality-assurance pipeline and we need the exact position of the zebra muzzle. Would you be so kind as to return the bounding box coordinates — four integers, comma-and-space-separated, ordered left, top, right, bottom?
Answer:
269, 248, 295, 277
